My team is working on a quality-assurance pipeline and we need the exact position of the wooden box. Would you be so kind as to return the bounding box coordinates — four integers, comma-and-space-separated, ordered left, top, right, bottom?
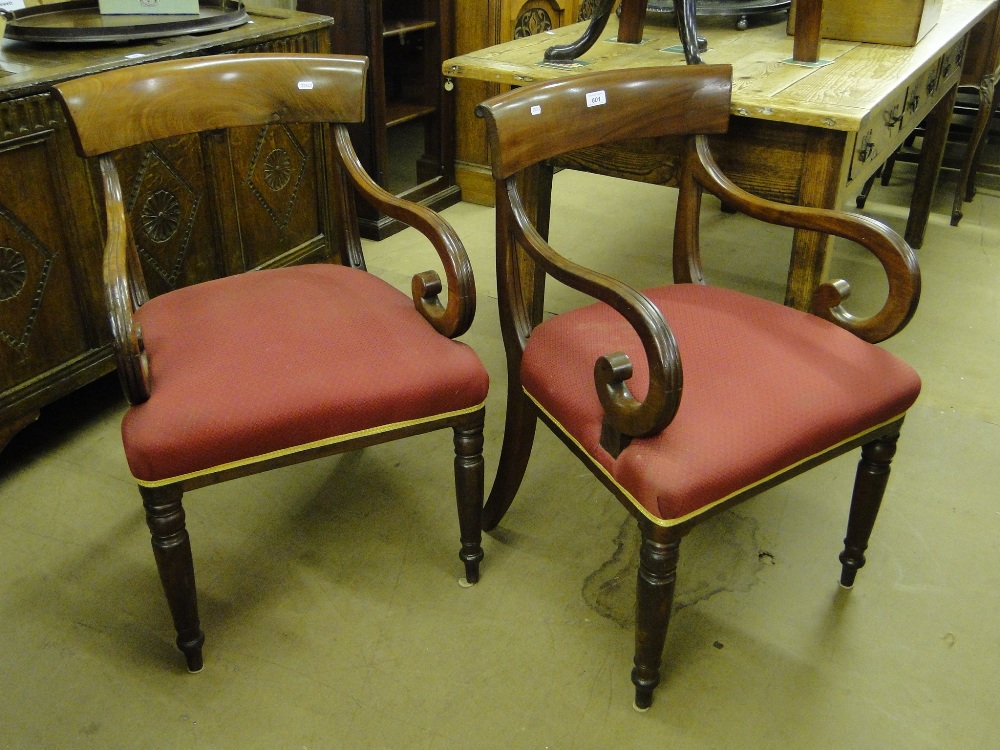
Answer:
788, 0, 943, 47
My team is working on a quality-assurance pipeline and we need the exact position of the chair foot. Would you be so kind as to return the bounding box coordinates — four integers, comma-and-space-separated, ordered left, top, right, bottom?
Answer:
838, 567, 859, 589
951, 209, 963, 227
180, 632, 206, 673
632, 675, 656, 711
459, 544, 484, 585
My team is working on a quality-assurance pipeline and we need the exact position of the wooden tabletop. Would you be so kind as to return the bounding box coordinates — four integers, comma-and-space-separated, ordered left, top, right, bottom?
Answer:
443, 0, 996, 133
0, 5, 333, 101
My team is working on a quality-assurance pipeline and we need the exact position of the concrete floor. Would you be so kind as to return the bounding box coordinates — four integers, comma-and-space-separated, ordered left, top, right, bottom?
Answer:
2, 156, 998, 748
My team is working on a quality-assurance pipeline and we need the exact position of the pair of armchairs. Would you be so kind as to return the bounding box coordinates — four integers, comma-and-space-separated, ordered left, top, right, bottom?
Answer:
53, 54, 920, 710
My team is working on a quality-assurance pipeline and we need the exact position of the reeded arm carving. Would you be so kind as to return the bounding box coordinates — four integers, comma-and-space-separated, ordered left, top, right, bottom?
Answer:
100, 155, 150, 404
685, 136, 920, 343
333, 126, 475, 339
505, 179, 682, 457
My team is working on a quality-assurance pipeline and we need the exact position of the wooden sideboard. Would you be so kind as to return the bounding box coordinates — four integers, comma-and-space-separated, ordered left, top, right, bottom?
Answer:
0, 8, 335, 451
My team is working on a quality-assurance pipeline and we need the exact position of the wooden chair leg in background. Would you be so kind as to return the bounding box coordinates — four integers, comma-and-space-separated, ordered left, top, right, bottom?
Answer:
141, 485, 205, 673
481, 387, 538, 532
839, 431, 900, 588
952, 76, 1000, 225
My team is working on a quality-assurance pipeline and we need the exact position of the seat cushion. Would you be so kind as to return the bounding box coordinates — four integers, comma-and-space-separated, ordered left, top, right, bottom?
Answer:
122, 264, 489, 484
521, 284, 920, 523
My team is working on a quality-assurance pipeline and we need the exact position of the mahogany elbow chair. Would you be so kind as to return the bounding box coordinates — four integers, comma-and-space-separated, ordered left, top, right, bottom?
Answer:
52, 54, 489, 672
475, 65, 921, 710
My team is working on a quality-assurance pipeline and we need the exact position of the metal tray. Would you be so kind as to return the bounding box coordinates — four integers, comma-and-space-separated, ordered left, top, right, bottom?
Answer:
1, 0, 248, 44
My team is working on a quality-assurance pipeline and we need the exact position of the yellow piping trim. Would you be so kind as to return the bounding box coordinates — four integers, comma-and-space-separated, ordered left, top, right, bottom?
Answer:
134, 400, 487, 488
524, 388, 905, 528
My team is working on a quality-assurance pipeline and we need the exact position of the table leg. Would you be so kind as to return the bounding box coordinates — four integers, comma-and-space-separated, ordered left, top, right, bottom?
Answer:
905, 82, 959, 249
951, 73, 999, 225
784, 129, 850, 311
618, 0, 648, 43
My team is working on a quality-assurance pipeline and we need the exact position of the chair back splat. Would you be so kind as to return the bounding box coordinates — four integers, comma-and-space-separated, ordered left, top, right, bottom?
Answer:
476, 65, 921, 711
52, 54, 489, 673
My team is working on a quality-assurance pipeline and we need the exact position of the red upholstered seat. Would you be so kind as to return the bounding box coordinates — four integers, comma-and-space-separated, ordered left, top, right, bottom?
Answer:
521, 284, 920, 522
123, 264, 490, 484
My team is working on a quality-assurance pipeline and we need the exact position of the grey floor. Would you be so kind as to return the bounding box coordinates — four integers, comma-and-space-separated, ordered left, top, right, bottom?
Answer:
2, 155, 998, 748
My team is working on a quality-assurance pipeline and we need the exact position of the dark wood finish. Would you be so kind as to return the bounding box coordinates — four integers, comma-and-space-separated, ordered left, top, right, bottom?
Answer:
51, 53, 486, 670
300, 0, 460, 240
542, 0, 702, 62
0, 9, 332, 449
791, 0, 822, 63
905, 81, 960, 248
476, 65, 919, 709
839, 432, 899, 588
952, 4, 1000, 224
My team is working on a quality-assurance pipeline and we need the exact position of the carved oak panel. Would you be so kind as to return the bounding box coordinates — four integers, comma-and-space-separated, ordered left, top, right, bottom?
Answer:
0, 101, 90, 394
227, 123, 321, 270
110, 135, 221, 298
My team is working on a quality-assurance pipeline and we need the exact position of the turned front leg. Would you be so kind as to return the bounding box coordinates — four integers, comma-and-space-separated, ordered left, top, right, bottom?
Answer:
140, 485, 205, 672
632, 525, 681, 711
839, 432, 900, 588
454, 412, 485, 585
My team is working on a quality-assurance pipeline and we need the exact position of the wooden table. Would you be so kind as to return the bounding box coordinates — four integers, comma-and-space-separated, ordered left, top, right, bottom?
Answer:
443, 0, 997, 310
0, 7, 334, 451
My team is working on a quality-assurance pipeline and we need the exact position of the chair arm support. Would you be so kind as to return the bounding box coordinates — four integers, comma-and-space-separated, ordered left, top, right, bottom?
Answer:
689, 136, 921, 343
505, 179, 682, 456
100, 156, 150, 405
333, 127, 475, 338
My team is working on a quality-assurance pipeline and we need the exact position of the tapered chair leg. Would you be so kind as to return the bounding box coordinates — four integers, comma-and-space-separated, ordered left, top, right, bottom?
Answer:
482, 386, 538, 531
454, 410, 486, 585
140, 485, 205, 672
839, 431, 900, 588
632, 523, 682, 711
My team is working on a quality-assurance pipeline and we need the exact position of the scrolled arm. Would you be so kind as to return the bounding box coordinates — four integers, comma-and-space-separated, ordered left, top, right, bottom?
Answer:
100, 156, 150, 404
505, 179, 682, 456
333, 126, 475, 338
688, 136, 920, 343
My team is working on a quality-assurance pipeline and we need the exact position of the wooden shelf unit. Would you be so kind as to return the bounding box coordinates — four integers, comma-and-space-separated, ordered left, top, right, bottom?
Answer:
304, 0, 460, 239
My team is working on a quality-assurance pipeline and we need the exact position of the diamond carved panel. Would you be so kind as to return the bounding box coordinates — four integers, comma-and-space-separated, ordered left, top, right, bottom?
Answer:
127, 146, 201, 290
0, 202, 54, 354
246, 124, 307, 231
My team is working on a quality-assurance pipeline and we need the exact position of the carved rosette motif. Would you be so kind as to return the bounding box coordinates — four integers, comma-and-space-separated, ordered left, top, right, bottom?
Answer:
0, 247, 27, 301
140, 190, 183, 243
247, 125, 307, 231
127, 147, 200, 289
0, 202, 54, 354
263, 148, 293, 191
515, 7, 554, 38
